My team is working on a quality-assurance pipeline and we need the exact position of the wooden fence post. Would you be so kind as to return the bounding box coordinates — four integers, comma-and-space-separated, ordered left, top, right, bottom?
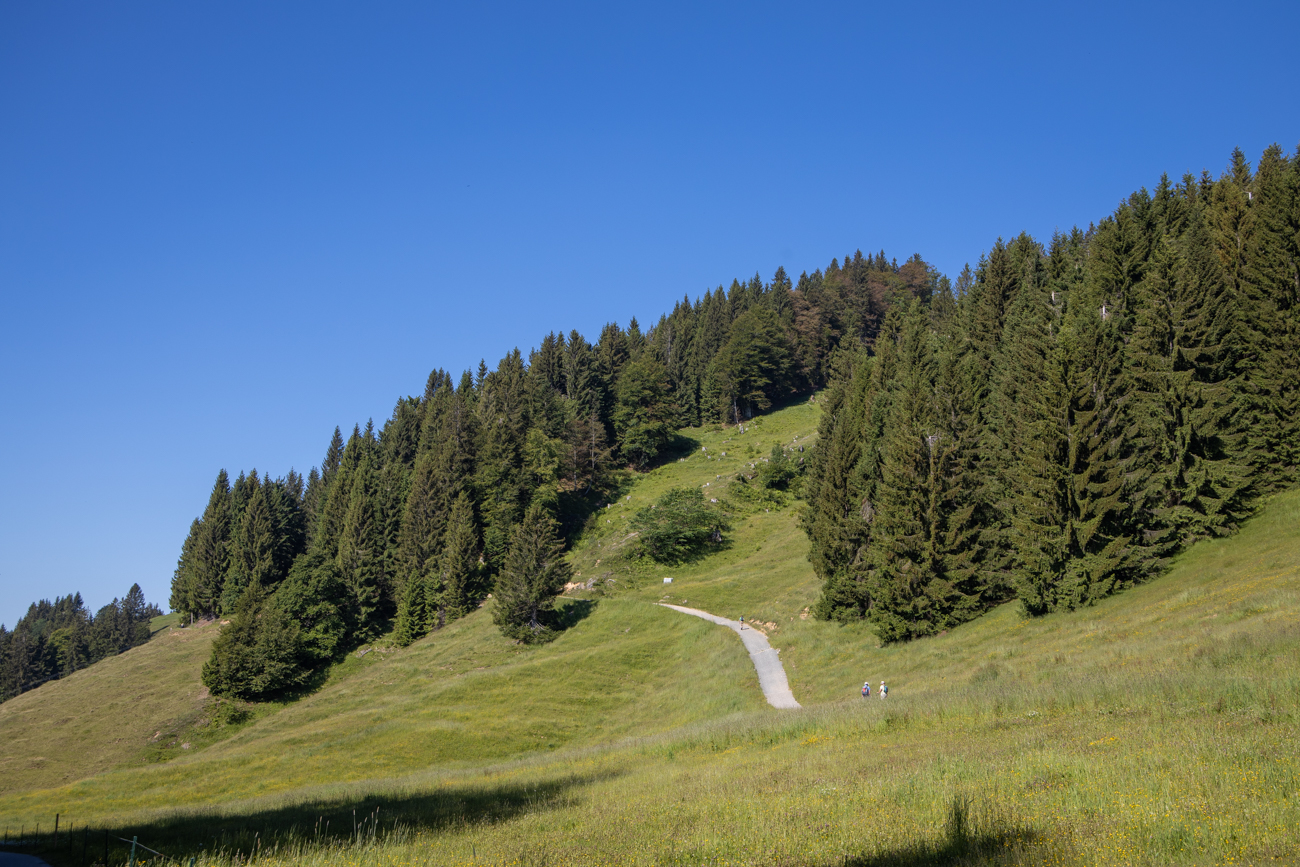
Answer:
128, 836, 138, 867
54, 814, 59, 849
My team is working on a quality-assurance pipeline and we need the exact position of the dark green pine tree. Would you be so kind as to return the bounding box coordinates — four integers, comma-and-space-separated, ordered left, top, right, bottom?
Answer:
322, 426, 345, 488
562, 330, 601, 421
1087, 190, 1154, 325
0, 626, 16, 702
1245, 144, 1300, 486
804, 351, 875, 620
860, 302, 990, 640
380, 396, 422, 472
336, 450, 388, 635
393, 568, 431, 647
397, 451, 447, 609
613, 353, 676, 469
1206, 149, 1281, 493
972, 235, 1049, 589
201, 581, 307, 700
312, 425, 364, 559
220, 470, 260, 613
491, 502, 571, 643
927, 329, 994, 604
806, 306, 902, 622
233, 472, 279, 594
1129, 211, 1250, 544
174, 470, 231, 621
171, 518, 202, 619
530, 333, 566, 394
475, 350, 530, 570
595, 321, 630, 427
439, 491, 482, 621
861, 302, 939, 639
397, 372, 478, 624
997, 257, 1070, 615
705, 305, 792, 423
1002, 265, 1149, 614
303, 427, 346, 552
301, 466, 323, 549
380, 459, 410, 602
1053, 306, 1147, 607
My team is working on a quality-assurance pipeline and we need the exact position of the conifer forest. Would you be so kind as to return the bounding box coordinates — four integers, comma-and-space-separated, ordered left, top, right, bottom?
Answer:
0, 584, 162, 701
8, 145, 1294, 705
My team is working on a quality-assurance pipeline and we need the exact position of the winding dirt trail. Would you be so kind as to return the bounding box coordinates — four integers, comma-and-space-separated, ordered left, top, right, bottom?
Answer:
657, 604, 801, 709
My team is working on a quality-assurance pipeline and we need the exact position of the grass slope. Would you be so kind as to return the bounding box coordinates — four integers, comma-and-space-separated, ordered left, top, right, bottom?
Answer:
3, 399, 1298, 865
0, 615, 214, 794
0, 596, 762, 819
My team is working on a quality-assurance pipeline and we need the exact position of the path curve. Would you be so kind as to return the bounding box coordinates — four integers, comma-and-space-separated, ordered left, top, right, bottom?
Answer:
658, 604, 801, 709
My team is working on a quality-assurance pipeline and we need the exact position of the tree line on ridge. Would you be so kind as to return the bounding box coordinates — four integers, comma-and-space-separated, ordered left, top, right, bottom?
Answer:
170, 250, 941, 698
163, 142, 1300, 699
0, 585, 163, 702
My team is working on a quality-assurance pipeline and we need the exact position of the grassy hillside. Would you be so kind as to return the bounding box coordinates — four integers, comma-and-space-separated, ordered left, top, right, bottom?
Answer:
0, 617, 215, 793
3, 398, 1298, 865
0, 595, 763, 818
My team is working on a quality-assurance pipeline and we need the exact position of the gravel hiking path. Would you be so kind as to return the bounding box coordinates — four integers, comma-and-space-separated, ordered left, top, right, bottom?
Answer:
658, 604, 802, 709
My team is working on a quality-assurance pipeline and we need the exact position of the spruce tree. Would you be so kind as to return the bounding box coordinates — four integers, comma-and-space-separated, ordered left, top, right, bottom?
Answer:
336, 451, 387, 634
201, 581, 307, 700
613, 353, 675, 469
861, 302, 988, 640
439, 491, 482, 620
491, 502, 571, 642
705, 306, 792, 423
174, 470, 231, 621
312, 425, 364, 559
273, 551, 348, 662
1129, 211, 1250, 544
393, 570, 431, 647
397, 452, 447, 603
475, 350, 530, 569
1246, 144, 1300, 485
804, 353, 874, 619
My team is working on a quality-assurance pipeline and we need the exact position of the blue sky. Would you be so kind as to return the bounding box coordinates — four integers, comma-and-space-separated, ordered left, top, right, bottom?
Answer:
2, 0, 1298, 628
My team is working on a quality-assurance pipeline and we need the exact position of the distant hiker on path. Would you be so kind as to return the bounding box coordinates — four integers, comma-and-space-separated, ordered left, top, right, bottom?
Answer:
739, 615, 744, 629
862, 681, 871, 699
880, 681, 888, 699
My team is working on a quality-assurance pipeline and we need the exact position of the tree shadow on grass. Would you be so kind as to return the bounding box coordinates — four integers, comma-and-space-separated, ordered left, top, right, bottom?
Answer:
68, 769, 623, 866
823, 798, 1054, 867
550, 597, 597, 632
643, 535, 733, 568
656, 432, 701, 465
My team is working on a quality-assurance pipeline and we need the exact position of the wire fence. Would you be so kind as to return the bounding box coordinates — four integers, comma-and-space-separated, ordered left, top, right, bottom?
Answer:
2, 807, 397, 867
1, 815, 179, 867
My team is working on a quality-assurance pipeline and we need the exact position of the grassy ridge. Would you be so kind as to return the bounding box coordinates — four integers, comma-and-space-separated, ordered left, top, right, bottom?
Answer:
3, 399, 1298, 864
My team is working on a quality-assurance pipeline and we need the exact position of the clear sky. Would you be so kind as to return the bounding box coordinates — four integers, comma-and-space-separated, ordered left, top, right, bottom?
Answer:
2, 1, 1298, 628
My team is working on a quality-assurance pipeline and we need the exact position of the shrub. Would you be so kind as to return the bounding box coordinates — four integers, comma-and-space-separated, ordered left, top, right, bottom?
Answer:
631, 487, 729, 564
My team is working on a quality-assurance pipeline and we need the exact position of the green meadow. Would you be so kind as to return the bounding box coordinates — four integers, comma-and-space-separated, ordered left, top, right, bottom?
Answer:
3, 399, 1298, 866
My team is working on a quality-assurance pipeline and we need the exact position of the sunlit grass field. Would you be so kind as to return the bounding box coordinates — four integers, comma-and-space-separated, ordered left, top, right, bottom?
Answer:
0, 613, 213, 794
3, 399, 1298, 865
